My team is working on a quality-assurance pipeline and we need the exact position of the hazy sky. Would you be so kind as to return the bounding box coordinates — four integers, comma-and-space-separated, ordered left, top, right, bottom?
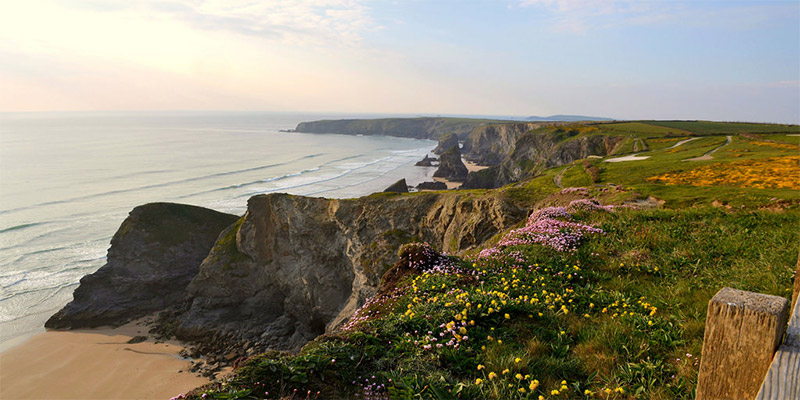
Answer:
1, 0, 798, 123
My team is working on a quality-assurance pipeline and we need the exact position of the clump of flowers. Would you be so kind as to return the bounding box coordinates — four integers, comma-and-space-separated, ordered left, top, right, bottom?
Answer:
560, 187, 589, 195
355, 376, 389, 400
498, 206, 605, 252
341, 291, 402, 331
398, 242, 470, 275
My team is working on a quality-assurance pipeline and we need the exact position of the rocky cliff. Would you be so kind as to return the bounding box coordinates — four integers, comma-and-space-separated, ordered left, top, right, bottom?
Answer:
169, 191, 526, 352
294, 117, 507, 140
462, 131, 627, 189
46, 203, 238, 329
433, 133, 460, 154
461, 122, 546, 165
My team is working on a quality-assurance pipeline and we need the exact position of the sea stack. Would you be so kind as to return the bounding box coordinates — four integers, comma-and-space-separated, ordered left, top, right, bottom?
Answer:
433, 146, 469, 182
383, 178, 409, 193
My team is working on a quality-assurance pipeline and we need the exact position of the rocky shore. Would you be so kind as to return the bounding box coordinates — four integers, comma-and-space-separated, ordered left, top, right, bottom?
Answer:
46, 190, 527, 374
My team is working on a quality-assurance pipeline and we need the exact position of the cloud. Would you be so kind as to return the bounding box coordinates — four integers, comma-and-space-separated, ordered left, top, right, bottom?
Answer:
136, 0, 378, 47
517, 0, 796, 34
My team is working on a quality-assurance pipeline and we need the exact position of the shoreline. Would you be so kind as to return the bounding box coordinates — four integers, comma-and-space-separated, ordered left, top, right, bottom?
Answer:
0, 319, 216, 400
422, 158, 489, 190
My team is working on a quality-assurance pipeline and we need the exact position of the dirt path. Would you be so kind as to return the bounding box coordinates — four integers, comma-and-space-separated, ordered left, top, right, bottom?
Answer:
603, 153, 651, 162
553, 165, 573, 188
684, 135, 732, 161
666, 137, 700, 149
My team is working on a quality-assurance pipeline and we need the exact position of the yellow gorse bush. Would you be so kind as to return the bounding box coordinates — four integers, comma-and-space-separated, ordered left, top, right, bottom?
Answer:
647, 156, 800, 190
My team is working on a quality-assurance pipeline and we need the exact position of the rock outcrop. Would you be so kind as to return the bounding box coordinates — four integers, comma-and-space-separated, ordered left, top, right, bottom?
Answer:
433, 146, 469, 182
46, 203, 238, 329
294, 118, 506, 141
433, 133, 460, 154
415, 155, 437, 167
416, 181, 448, 191
383, 179, 409, 193
169, 191, 526, 351
461, 131, 627, 189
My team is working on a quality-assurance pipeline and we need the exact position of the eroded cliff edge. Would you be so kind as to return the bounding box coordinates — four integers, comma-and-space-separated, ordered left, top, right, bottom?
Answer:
46, 203, 238, 329
170, 191, 526, 352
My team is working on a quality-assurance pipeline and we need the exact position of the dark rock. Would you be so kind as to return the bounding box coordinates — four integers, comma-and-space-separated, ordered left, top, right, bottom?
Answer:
383, 179, 409, 193
45, 203, 239, 329
433, 146, 468, 182
433, 133, 459, 154
414, 155, 437, 167
127, 335, 148, 344
416, 181, 448, 191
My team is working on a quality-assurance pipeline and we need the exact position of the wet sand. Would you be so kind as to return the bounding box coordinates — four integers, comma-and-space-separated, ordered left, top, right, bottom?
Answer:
0, 320, 211, 400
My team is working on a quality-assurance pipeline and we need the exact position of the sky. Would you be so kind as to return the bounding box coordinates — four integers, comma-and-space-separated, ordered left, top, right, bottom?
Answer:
0, 0, 798, 123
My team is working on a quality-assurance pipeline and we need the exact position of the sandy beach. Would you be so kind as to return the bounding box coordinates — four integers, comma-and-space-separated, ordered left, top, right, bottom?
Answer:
0, 320, 212, 400
428, 158, 488, 190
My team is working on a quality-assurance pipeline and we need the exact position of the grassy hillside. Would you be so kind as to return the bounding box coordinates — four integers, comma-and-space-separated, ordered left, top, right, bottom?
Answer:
181, 121, 799, 400
517, 121, 799, 207
186, 201, 797, 400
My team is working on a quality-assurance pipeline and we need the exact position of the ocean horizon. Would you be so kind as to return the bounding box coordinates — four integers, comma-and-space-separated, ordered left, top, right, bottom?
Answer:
0, 110, 441, 347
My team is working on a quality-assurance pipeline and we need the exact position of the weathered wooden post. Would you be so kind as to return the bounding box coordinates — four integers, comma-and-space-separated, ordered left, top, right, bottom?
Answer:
755, 248, 800, 400
696, 287, 790, 400
793, 249, 800, 314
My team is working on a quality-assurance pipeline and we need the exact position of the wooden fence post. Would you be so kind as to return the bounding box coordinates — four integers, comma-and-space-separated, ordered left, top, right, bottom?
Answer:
792, 246, 800, 316
755, 248, 800, 399
696, 287, 790, 400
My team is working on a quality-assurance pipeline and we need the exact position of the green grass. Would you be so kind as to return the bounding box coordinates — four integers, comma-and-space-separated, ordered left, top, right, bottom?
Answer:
595, 122, 691, 137
189, 205, 798, 400
759, 133, 800, 144
643, 121, 800, 135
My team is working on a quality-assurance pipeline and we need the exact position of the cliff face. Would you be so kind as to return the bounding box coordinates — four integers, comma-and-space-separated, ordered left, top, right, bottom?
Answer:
294, 118, 505, 141
462, 132, 627, 189
461, 122, 545, 165
433, 133, 460, 154
46, 203, 238, 329
172, 192, 526, 351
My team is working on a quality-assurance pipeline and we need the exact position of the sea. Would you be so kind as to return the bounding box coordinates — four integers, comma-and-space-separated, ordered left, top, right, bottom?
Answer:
0, 111, 441, 348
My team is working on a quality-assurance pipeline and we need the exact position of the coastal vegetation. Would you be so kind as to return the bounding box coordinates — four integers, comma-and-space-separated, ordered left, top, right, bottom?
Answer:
180, 119, 799, 400
187, 199, 797, 399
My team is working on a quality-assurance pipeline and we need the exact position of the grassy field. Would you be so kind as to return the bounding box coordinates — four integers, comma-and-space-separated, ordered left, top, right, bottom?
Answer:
183, 121, 799, 400
641, 121, 800, 135
515, 121, 799, 207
